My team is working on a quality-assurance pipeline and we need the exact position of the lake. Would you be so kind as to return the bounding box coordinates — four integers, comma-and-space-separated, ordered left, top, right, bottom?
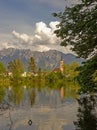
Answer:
0, 85, 97, 130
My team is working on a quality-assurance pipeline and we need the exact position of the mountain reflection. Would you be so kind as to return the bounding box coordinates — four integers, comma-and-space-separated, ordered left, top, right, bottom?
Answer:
74, 94, 97, 130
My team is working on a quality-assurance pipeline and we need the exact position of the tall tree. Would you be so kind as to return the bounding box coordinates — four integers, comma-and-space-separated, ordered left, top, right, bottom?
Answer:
28, 57, 36, 74
53, 0, 97, 92
8, 58, 24, 77
53, 0, 97, 58
37, 68, 42, 78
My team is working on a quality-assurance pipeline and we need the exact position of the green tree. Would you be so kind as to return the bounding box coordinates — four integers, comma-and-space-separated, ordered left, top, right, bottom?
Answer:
77, 56, 97, 93
0, 62, 6, 85
93, 70, 97, 83
45, 71, 64, 88
64, 62, 79, 81
53, 0, 97, 92
37, 68, 42, 78
74, 95, 97, 130
8, 58, 24, 78
0, 61, 6, 75
53, 0, 97, 58
68, 62, 79, 80
28, 57, 36, 74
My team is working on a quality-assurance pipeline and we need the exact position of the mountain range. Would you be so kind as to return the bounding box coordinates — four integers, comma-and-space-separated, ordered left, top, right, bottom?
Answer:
0, 48, 84, 70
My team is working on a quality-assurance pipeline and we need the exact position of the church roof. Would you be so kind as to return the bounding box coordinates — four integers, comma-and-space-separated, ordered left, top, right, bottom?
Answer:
53, 68, 60, 72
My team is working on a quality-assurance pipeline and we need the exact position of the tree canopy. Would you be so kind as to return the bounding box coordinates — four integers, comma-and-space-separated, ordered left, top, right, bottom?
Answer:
28, 57, 36, 74
8, 58, 24, 77
53, 0, 97, 58
77, 56, 97, 93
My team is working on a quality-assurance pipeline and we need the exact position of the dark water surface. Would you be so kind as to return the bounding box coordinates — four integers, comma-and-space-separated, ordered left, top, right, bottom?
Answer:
0, 86, 97, 130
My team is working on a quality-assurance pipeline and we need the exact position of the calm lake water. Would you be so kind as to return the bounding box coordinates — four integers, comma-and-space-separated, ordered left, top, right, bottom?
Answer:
0, 86, 97, 130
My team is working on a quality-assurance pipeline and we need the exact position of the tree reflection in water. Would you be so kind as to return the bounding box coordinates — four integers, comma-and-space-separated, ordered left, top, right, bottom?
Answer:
0, 99, 13, 130
28, 88, 36, 107
0, 86, 36, 130
74, 94, 97, 130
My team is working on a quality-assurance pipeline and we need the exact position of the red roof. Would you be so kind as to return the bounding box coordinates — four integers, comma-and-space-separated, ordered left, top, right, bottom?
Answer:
53, 68, 60, 72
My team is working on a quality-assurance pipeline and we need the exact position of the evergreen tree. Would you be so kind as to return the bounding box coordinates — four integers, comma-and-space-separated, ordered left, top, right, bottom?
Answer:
37, 68, 42, 78
28, 57, 36, 74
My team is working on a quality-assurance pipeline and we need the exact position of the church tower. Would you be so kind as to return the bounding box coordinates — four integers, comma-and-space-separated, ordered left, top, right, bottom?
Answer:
60, 56, 64, 74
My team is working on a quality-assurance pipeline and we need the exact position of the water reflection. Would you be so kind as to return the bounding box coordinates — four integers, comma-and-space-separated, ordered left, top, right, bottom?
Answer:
28, 88, 36, 107
60, 87, 64, 101
1, 84, 97, 130
74, 94, 97, 130
0, 85, 5, 102
7, 85, 24, 106
0, 85, 78, 130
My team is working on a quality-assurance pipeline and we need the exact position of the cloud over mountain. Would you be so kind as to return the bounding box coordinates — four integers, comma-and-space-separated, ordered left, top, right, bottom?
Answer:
12, 21, 60, 45
0, 21, 73, 54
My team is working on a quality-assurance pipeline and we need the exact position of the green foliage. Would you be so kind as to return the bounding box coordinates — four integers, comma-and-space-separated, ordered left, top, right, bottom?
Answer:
0, 61, 6, 75
64, 62, 79, 81
28, 57, 36, 74
0, 58, 80, 94
0, 61, 80, 105
7, 58, 24, 78
37, 68, 42, 78
53, 0, 97, 93
45, 71, 65, 88
77, 56, 97, 93
74, 95, 97, 130
53, 0, 97, 58
43, 62, 79, 89
93, 70, 97, 82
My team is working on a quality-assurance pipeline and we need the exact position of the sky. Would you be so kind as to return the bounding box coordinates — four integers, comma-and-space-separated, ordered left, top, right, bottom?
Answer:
0, 0, 79, 54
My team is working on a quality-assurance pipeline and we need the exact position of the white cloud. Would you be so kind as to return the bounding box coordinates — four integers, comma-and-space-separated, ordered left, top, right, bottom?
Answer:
0, 42, 15, 49
36, 45, 50, 52
0, 21, 74, 54
12, 30, 33, 43
49, 21, 59, 30
34, 21, 60, 44
35, 22, 51, 35
12, 21, 60, 46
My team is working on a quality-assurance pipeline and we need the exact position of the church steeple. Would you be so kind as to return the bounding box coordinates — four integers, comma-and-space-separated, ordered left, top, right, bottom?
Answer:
60, 56, 64, 74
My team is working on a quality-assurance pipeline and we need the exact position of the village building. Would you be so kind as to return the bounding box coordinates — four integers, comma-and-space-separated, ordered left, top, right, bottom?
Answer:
53, 57, 64, 74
